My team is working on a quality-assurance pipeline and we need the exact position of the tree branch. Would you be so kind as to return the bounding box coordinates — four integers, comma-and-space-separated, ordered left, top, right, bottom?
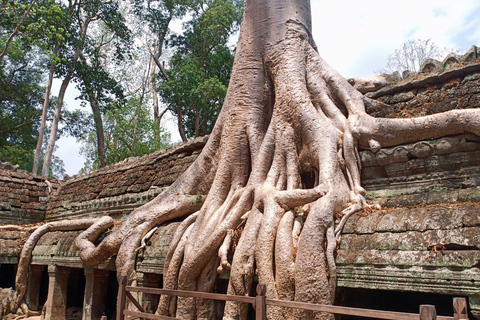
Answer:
3, 118, 54, 133
0, 0, 38, 60
149, 50, 170, 82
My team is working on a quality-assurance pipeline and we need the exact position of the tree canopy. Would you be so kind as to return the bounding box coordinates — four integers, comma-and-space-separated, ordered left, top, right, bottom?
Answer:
0, 0, 242, 175
159, 0, 243, 141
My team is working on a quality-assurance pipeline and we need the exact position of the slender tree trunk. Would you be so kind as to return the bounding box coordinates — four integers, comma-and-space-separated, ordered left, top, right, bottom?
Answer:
151, 62, 162, 148
32, 42, 57, 174
41, 17, 91, 176
90, 96, 107, 168
194, 109, 200, 138
41, 74, 71, 177
131, 83, 146, 157
131, 109, 139, 157
80, 53, 107, 168
176, 107, 188, 142
131, 55, 154, 156
151, 56, 168, 148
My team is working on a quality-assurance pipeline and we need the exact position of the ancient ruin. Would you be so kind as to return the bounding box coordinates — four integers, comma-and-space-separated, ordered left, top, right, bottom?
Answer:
2, 0, 480, 318
2, 47, 480, 318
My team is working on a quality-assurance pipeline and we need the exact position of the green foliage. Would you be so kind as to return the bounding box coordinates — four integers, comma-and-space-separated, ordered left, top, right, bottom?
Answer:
131, 0, 187, 36
160, 0, 242, 139
58, 108, 93, 139
0, 45, 71, 178
0, 37, 44, 170
1, 0, 242, 175
0, 0, 71, 55
79, 97, 171, 173
75, 60, 125, 110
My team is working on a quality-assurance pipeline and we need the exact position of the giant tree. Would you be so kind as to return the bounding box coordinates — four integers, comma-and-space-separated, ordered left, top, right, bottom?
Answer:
11, 0, 480, 319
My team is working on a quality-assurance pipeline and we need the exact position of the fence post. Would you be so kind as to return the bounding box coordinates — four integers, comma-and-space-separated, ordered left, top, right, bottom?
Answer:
116, 276, 127, 320
420, 305, 437, 320
255, 284, 267, 320
453, 298, 468, 320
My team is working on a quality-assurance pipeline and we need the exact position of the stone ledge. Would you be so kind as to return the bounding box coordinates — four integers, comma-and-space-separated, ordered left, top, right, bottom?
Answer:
337, 266, 480, 296
61, 136, 208, 184
46, 187, 165, 221
367, 62, 480, 99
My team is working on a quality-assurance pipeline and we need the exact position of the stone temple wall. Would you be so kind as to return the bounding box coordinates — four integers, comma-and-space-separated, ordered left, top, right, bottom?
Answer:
367, 62, 480, 118
0, 162, 59, 225
361, 61, 480, 202
45, 136, 207, 221
337, 59, 480, 317
1, 55, 480, 319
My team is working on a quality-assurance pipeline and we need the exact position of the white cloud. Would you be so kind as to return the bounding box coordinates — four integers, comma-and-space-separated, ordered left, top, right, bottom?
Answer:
311, 0, 480, 77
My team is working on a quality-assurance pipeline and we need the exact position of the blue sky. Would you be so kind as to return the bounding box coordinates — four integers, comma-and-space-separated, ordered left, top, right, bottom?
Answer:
55, 0, 480, 176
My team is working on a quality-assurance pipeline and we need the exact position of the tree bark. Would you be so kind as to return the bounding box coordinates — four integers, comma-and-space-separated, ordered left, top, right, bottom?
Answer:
80, 53, 107, 168
152, 62, 162, 147
41, 16, 91, 176
177, 107, 188, 143
90, 95, 107, 168
32, 53, 56, 174
41, 74, 71, 177
14, 0, 480, 319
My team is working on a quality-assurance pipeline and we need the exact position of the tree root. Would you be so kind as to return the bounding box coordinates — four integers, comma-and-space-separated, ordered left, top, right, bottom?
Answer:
11, 5, 480, 320
217, 230, 233, 275
14, 218, 112, 313
334, 204, 362, 241
135, 226, 158, 253
0, 225, 39, 232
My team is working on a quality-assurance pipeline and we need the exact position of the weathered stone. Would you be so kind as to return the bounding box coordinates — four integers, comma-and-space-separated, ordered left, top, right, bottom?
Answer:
3, 57, 480, 320
348, 75, 388, 94
392, 91, 415, 103
0, 288, 16, 317
411, 141, 433, 158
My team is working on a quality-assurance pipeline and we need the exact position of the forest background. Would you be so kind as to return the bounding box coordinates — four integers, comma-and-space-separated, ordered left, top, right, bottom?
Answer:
1, 0, 480, 178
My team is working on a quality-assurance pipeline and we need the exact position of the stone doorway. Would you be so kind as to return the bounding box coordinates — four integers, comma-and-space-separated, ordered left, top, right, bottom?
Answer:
103, 271, 118, 320
66, 268, 85, 320
335, 287, 474, 320
0, 264, 16, 288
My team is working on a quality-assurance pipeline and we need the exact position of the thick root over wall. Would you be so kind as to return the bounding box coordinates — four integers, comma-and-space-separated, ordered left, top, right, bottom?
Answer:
11, 0, 480, 319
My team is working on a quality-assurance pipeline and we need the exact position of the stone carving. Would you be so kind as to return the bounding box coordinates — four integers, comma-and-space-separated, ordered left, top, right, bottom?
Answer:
419, 45, 479, 74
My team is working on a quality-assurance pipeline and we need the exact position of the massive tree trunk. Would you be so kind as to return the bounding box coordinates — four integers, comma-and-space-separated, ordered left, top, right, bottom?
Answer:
13, 0, 480, 319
